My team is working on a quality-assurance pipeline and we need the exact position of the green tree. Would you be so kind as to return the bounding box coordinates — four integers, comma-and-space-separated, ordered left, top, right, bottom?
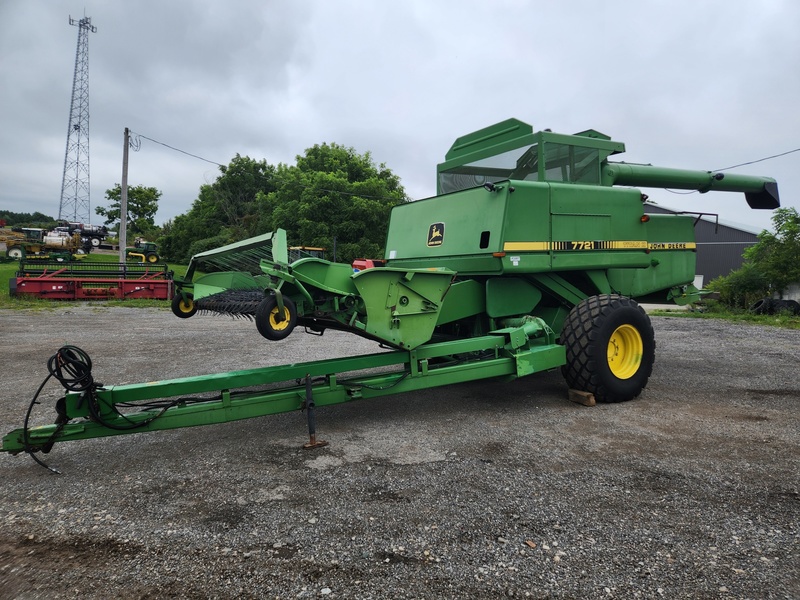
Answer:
707, 262, 769, 309
261, 143, 407, 263
158, 155, 276, 262
742, 207, 800, 295
96, 184, 161, 235
0, 210, 55, 227
709, 207, 800, 308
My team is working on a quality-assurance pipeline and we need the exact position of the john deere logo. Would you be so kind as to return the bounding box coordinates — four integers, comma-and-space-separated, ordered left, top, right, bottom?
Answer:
427, 222, 444, 247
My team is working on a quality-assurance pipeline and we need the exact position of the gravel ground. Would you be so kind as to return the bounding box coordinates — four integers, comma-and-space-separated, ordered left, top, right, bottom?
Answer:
0, 305, 798, 599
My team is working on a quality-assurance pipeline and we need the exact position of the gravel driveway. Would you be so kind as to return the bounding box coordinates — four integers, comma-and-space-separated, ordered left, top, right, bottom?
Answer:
0, 306, 798, 599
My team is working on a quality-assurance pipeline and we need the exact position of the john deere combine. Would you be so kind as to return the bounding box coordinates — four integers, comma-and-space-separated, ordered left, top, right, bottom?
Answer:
3, 118, 780, 465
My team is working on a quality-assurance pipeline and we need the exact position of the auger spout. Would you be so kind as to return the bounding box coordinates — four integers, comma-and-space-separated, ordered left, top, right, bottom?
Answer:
602, 162, 780, 209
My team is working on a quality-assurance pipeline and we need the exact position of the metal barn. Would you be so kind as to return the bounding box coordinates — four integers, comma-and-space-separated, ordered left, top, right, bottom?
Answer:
643, 202, 760, 287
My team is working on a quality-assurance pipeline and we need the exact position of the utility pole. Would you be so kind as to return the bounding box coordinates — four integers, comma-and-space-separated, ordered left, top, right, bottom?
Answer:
119, 128, 129, 263
58, 15, 96, 224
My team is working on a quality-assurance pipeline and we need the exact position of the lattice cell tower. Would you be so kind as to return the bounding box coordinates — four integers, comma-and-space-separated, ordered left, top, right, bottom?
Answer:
58, 15, 97, 223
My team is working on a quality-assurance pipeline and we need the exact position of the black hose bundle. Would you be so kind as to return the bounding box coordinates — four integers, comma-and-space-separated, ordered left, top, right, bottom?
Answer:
23, 345, 95, 473
47, 345, 94, 391
23, 345, 172, 473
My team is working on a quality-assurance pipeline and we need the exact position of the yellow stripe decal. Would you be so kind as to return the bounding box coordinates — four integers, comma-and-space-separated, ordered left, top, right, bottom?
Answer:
648, 242, 697, 250
503, 240, 651, 252
503, 242, 551, 251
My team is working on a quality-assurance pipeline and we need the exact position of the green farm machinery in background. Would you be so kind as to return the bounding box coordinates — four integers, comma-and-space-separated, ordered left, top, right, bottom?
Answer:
3, 118, 780, 465
125, 239, 161, 263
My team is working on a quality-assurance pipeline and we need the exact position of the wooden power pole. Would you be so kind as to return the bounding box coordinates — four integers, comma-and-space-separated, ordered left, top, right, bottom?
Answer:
119, 127, 129, 263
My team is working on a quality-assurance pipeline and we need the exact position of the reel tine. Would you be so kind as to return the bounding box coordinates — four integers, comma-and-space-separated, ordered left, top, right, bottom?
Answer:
195, 289, 262, 319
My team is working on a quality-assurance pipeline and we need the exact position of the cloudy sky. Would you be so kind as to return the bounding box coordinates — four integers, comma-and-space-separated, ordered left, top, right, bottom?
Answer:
1, 0, 797, 234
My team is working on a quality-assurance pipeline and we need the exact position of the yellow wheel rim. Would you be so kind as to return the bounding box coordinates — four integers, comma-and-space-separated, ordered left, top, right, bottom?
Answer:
607, 324, 643, 379
178, 299, 194, 314
269, 307, 291, 331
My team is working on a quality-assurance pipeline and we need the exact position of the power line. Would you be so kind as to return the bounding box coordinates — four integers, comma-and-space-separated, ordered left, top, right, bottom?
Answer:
715, 147, 800, 172
664, 189, 698, 195
129, 131, 225, 167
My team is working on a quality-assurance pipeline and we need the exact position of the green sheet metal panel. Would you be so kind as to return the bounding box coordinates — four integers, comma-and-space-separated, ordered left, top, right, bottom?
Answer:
351, 267, 454, 349
548, 184, 651, 271
384, 185, 507, 275
443, 118, 535, 164
436, 279, 486, 325
485, 277, 543, 318
496, 181, 552, 274
290, 258, 359, 296
608, 214, 698, 297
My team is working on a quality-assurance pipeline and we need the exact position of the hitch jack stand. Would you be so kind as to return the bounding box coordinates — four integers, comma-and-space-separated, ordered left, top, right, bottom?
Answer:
303, 375, 328, 450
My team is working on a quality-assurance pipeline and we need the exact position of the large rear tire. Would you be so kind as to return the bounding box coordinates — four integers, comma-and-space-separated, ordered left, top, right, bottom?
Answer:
255, 295, 297, 340
560, 294, 655, 403
7, 246, 24, 260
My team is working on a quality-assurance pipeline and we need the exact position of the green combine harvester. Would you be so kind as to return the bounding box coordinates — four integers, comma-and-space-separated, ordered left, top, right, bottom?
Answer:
3, 118, 780, 466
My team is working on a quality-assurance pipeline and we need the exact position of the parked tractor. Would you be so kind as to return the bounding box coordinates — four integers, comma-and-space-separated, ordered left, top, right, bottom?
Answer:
125, 240, 160, 263
2, 118, 781, 465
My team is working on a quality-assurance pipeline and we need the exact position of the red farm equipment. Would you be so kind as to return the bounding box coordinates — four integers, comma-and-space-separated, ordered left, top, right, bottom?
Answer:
10, 260, 173, 301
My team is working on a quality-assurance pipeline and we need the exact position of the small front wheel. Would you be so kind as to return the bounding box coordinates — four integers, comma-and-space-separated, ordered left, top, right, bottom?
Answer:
146, 252, 159, 263
560, 294, 655, 403
255, 295, 297, 340
171, 294, 197, 319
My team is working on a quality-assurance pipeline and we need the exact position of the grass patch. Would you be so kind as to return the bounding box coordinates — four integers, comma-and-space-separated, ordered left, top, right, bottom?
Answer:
650, 301, 800, 330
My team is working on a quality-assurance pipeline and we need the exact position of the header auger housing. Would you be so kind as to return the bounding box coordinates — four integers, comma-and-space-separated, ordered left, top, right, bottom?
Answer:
3, 118, 780, 467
